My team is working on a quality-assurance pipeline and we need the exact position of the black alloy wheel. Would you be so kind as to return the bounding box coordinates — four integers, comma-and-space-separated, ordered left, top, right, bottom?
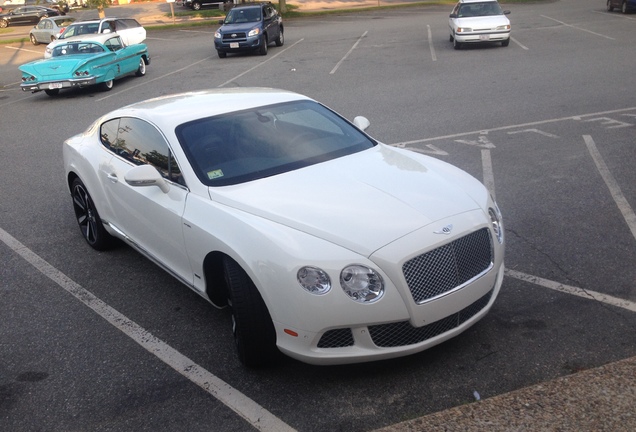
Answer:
71, 178, 112, 250
222, 257, 278, 367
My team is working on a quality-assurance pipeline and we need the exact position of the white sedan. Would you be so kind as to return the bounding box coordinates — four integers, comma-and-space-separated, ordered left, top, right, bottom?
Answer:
63, 88, 505, 366
449, 0, 511, 50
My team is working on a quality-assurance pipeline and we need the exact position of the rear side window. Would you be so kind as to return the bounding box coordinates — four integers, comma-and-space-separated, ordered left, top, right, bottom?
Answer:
116, 19, 141, 29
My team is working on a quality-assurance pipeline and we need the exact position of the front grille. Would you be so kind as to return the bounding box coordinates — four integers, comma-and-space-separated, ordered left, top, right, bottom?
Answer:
403, 228, 493, 304
368, 288, 493, 348
318, 328, 354, 348
222, 33, 247, 42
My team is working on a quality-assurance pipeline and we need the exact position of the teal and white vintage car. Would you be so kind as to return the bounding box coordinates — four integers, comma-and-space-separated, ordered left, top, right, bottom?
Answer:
20, 33, 150, 96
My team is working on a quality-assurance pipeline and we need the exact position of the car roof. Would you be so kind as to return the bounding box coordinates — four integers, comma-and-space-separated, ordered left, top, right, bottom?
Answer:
110, 88, 311, 129
53, 33, 120, 45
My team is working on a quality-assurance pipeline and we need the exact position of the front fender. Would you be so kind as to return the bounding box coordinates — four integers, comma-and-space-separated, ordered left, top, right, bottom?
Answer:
181, 193, 410, 334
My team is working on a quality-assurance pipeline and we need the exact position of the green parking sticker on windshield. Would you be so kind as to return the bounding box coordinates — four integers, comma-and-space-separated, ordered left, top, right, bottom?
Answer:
207, 169, 224, 179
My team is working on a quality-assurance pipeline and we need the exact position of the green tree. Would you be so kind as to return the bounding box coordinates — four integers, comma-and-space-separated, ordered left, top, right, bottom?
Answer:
85, 0, 110, 18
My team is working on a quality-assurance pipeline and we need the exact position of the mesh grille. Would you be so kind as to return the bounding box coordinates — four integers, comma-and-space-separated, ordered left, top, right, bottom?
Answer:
403, 228, 493, 303
317, 328, 354, 348
368, 288, 493, 348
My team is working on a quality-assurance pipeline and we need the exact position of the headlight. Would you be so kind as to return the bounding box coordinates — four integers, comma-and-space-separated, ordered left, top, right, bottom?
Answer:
297, 266, 331, 295
496, 24, 511, 30
457, 27, 472, 33
214, 31, 221, 39
248, 27, 261, 37
340, 265, 384, 303
489, 204, 504, 244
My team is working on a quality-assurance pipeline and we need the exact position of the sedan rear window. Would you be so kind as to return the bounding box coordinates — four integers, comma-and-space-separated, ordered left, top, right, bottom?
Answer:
176, 100, 376, 186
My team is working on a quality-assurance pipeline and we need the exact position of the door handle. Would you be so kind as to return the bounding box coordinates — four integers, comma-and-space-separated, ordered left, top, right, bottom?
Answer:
107, 173, 118, 183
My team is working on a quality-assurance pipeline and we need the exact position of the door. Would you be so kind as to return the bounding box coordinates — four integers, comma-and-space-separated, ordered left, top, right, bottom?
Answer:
99, 117, 193, 285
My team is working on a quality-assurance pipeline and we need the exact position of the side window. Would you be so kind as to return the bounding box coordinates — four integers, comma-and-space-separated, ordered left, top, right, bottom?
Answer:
100, 118, 184, 185
104, 37, 123, 51
118, 19, 140, 29
44, 20, 52, 30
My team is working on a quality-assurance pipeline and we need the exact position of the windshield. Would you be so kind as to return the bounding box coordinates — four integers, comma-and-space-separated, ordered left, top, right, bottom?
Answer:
51, 42, 104, 57
176, 100, 376, 186
224, 7, 262, 24
458, 2, 503, 17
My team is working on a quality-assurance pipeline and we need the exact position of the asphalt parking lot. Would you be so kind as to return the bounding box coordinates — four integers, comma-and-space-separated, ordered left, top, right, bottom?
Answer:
1, 0, 635, 430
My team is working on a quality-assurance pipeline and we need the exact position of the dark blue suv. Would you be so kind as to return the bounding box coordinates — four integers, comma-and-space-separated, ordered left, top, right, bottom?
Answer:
214, 2, 283, 58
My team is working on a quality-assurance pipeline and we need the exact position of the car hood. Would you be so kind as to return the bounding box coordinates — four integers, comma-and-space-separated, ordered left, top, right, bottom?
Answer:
209, 145, 487, 257
451, 15, 510, 29
219, 22, 261, 34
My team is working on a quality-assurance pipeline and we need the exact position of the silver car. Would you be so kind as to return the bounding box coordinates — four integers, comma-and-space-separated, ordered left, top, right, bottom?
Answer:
29, 16, 75, 45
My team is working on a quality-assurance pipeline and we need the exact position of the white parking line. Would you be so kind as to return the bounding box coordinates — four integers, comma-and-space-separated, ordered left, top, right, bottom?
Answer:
541, 15, 615, 40
427, 25, 437, 61
4, 46, 42, 54
390, 106, 636, 146
510, 36, 529, 51
584, 135, 636, 241
218, 38, 304, 87
330, 31, 367, 75
481, 149, 496, 200
0, 226, 296, 432
506, 269, 636, 313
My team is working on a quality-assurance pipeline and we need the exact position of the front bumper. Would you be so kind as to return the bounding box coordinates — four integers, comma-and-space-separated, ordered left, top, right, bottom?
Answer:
455, 30, 510, 43
271, 210, 505, 365
21, 76, 97, 92
214, 35, 262, 53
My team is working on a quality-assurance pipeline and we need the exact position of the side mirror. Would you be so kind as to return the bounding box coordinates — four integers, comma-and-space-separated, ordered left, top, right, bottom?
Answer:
353, 116, 370, 131
218, 19, 224, 24
125, 164, 170, 193
449, 13, 458, 18
102, 28, 111, 34
503, 10, 510, 15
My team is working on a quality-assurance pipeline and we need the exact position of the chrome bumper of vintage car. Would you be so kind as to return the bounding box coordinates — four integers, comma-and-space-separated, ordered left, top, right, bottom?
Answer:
21, 76, 97, 92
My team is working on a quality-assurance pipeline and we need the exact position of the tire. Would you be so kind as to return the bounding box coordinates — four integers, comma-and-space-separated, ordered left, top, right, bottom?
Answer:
502, 39, 510, 47
100, 79, 114, 91
44, 89, 60, 96
449, 33, 454, 42
71, 178, 113, 251
217, 50, 226, 58
30, 34, 38, 45
453, 34, 462, 50
222, 257, 277, 367
0, 19, 8, 29
192, 1, 201, 10
135, 58, 146, 77
275, 28, 284, 47
258, 35, 268, 55
50, 35, 56, 42
607, 0, 614, 11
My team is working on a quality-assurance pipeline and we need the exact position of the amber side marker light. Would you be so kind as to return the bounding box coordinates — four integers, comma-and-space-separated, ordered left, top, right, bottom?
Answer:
284, 329, 299, 337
